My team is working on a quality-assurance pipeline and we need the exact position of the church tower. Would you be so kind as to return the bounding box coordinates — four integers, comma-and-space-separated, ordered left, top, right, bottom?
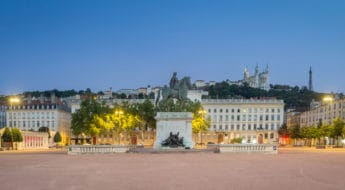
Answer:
244, 67, 249, 80
308, 66, 313, 91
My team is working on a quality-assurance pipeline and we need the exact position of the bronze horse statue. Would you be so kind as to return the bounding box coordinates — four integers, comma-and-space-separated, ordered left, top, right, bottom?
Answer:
159, 72, 193, 101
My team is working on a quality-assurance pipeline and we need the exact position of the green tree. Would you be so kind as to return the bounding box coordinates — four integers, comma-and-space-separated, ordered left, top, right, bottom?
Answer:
278, 123, 288, 137
138, 99, 156, 130
320, 124, 333, 145
192, 113, 210, 134
205, 82, 325, 110
331, 118, 345, 146
289, 124, 300, 139
71, 99, 110, 137
54, 132, 62, 143
12, 128, 23, 142
38, 126, 51, 138
300, 126, 320, 146
288, 124, 300, 145
2, 127, 13, 144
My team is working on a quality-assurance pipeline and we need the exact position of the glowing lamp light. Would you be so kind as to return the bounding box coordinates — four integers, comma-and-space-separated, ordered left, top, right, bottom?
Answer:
198, 109, 207, 115
115, 110, 124, 115
323, 96, 333, 102
9, 97, 20, 103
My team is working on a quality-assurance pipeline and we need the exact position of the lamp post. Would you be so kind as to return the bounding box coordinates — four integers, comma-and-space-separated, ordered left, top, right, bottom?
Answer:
9, 97, 20, 129
8, 97, 20, 150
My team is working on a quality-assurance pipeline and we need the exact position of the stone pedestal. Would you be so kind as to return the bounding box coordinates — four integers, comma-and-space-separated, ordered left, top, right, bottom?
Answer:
154, 112, 193, 149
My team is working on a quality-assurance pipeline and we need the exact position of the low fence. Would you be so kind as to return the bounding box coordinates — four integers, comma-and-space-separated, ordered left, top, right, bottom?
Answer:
216, 144, 278, 154
68, 145, 134, 155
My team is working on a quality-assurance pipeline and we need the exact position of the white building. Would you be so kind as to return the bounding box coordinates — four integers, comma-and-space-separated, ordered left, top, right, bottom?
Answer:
187, 90, 209, 102
195, 80, 206, 88
62, 95, 82, 113
300, 97, 345, 127
116, 89, 139, 97
201, 98, 284, 144
6, 103, 71, 145
0, 105, 6, 129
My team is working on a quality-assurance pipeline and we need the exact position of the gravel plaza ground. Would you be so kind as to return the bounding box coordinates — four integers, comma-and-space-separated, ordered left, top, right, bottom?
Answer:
1, 148, 345, 190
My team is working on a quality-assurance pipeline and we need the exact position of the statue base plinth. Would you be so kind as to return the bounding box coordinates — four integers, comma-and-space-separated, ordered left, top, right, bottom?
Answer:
154, 112, 194, 149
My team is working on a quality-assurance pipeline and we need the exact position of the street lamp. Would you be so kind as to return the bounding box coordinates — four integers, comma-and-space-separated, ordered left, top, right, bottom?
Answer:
9, 97, 20, 129
323, 96, 333, 102
9, 97, 20, 104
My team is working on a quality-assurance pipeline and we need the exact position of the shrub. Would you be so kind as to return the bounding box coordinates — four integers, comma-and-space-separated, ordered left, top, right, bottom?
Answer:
54, 132, 62, 143
230, 137, 242, 144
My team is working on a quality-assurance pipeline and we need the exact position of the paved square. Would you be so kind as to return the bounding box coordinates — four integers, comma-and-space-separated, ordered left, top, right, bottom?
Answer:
1, 149, 345, 190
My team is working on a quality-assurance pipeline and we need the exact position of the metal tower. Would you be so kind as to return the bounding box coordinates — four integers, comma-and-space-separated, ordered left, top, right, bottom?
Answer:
309, 66, 313, 91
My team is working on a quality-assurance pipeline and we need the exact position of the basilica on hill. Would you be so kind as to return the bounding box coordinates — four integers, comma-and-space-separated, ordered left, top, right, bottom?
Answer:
225, 65, 270, 90
242, 65, 270, 90
195, 65, 270, 91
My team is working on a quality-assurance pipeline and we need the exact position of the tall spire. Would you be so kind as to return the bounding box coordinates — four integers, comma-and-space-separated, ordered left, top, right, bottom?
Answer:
255, 64, 259, 74
308, 66, 313, 91
244, 66, 249, 80
265, 65, 269, 73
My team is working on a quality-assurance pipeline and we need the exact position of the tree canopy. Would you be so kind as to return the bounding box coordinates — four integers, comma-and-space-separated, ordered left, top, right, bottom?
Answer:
71, 99, 156, 138
285, 118, 345, 145
204, 82, 326, 111
71, 98, 111, 136
71, 98, 210, 139
12, 128, 23, 142
2, 127, 13, 143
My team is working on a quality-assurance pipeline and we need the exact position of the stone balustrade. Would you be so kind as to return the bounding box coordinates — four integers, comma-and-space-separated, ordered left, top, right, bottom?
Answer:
68, 145, 133, 155
217, 144, 277, 154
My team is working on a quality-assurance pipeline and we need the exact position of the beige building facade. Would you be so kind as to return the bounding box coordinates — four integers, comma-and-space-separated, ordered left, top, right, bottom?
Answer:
300, 98, 345, 127
201, 98, 284, 144
6, 103, 71, 145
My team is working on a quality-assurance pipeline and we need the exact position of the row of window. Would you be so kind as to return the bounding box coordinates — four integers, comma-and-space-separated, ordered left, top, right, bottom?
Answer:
8, 112, 56, 119
211, 114, 281, 122
212, 123, 280, 131
302, 113, 345, 123
9, 105, 56, 110
207, 108, 281, 114
9, 120, 55, 129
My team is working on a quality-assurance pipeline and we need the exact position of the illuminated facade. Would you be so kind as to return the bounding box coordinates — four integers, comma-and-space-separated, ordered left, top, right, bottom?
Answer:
0, 105, 6, 129
201, 98, 284, 144
6, 103, 71, 145
300, 98, 345, 127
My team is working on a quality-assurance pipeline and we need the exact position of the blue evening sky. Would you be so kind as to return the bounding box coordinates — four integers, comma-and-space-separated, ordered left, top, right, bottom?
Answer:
1, 0, 344, 95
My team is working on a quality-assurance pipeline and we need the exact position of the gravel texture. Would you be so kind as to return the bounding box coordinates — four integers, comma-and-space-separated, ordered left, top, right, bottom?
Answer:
1, 149, 345, 190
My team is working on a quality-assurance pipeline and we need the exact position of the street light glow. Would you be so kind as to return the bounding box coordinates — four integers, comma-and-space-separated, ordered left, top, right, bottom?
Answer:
9, 97, 20, 103
198, 109, 207, 114
323, 96, 333, 102
115, 110, 124, 115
